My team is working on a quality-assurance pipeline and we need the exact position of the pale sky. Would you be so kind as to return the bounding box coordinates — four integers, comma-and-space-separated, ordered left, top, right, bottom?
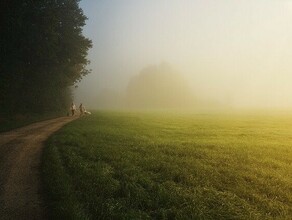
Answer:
76, 0, 292, 109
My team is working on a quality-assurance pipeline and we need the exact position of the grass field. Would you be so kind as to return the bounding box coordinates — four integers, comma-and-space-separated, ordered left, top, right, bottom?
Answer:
42, 111, 292, 219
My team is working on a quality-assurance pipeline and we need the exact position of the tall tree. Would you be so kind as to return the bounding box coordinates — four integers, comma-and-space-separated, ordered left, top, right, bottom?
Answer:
0, 0, 92, 114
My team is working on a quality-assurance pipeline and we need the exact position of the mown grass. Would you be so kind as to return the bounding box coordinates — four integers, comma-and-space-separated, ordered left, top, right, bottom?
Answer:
42, 111, 292, 219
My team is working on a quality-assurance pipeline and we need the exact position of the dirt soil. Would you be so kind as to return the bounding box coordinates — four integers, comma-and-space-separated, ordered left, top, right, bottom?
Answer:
0, 116, 76, 220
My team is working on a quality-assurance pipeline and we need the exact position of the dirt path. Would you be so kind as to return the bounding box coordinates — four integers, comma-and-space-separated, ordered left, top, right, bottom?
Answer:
0, 116, 77, 220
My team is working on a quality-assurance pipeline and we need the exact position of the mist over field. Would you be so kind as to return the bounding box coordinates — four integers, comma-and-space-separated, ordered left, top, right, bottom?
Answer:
75, 0, 292, 110
3, 1, 292, 219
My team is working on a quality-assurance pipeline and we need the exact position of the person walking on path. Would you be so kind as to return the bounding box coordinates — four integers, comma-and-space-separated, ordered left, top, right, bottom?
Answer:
79, 103, 85, 116
71, 103, 76, 116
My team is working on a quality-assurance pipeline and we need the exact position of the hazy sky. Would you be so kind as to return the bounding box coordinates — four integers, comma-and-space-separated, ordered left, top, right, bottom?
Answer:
76, 0, 292, 109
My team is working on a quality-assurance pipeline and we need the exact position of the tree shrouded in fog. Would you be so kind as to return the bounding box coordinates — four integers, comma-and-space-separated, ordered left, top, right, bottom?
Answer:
126, 63, 196, 109
0, 0, 92, 114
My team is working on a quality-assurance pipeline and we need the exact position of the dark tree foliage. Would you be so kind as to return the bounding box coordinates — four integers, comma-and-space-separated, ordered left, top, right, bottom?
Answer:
0, 0, 92, 114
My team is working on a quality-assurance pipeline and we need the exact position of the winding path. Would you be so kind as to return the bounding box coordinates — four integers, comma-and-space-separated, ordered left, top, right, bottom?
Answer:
0, 116, 76, 220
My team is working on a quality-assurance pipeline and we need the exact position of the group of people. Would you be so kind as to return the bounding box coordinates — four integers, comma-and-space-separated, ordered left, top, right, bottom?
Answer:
70, 103, 88, 116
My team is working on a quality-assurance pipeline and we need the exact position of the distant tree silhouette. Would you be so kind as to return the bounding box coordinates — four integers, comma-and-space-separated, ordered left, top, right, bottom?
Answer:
0, 0, 92, 114
126, 63, 196, 109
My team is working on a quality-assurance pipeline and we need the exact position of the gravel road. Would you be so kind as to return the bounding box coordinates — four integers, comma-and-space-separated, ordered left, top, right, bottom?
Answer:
0, 117, 76, 219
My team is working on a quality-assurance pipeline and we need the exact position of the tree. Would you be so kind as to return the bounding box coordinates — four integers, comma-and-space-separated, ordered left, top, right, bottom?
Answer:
126, 63, 196, 109
0, 0, 92, 114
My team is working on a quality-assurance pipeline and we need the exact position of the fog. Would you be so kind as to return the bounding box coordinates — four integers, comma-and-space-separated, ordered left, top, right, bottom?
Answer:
75, 0, 292, 110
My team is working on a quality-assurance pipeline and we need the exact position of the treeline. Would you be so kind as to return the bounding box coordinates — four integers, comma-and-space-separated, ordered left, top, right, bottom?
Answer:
0, 0, 91, 115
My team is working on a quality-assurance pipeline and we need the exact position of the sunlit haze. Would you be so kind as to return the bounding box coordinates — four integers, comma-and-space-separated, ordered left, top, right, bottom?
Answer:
76, 0, 292, 110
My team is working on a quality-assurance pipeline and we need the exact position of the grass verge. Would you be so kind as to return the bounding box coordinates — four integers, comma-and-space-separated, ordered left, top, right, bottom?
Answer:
0, 112, 66, 133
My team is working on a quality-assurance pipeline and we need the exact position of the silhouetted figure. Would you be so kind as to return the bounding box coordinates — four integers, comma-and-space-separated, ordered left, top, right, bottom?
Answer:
71, 103, 76, 116
79, 103, 85, 116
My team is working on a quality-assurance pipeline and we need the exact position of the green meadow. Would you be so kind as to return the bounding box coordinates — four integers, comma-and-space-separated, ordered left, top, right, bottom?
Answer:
42, 111, 292, 219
